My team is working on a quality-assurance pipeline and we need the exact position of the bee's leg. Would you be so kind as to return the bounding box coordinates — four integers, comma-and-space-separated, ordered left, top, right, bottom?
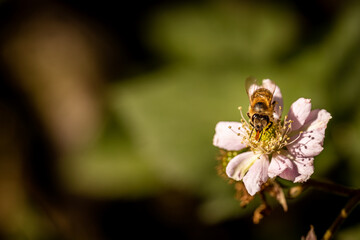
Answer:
247, 112, 250, 118
265, 121, 273, 131
258, 130, 264, 141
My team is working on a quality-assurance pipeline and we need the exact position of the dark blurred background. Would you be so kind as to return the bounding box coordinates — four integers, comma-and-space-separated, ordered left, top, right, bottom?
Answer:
0, 0, 359, 239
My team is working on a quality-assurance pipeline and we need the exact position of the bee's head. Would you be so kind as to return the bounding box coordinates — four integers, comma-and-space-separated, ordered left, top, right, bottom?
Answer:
252, 114, 269, 131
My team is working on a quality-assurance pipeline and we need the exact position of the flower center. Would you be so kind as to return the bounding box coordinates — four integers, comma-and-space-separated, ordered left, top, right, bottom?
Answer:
230, 107, 302, 155
247, 119, 286, 154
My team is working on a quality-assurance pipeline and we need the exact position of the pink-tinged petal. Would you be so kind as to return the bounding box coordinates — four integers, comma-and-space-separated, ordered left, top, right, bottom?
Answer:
271, 153, 314, 183
287, 109, 331, 158
213, 121, 247, 151
268, 152, 300, 181
287, 131, 325, 158
293, 157, 314, 183
273, 85, 283, 120
287, 98, 312, 131
303, 109, 332, 134
279, 163, 299, 182
268, 152, 294, 178
243, 154, 269, 196
226, 151, 259, 181
302, 225, 317, 240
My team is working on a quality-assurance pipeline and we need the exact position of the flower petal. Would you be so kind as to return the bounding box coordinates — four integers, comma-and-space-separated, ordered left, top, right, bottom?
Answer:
268, 151, 315, 182
269, 153, 314, 183
303, 109, 332, 134
293, 157, 314, 183
213, 121, 247, 151
287, 98, 312, 131
268, 152, 294, 179
302, 225, 317, 240
272, 85, 283, 120
226, 151, 259, 181
287, 109, 331, 158
287, 130, 325, 157
243, 154, 269, 196
279, 164, 299, 182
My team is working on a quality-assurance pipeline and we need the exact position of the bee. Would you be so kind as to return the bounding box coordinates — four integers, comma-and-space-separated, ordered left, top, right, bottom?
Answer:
245, 77, 276, 141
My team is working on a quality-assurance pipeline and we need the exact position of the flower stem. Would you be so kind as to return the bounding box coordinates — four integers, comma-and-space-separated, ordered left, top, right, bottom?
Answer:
303, 178, 360, 240
322, 191, 360, 240
305, 178, 357, 197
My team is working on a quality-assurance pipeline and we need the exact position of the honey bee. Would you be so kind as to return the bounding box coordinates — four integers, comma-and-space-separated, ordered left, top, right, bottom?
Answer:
245, 77, 276, 141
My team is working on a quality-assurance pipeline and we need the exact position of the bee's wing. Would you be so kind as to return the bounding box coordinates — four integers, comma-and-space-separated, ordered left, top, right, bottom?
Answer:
245, 76, 260, 101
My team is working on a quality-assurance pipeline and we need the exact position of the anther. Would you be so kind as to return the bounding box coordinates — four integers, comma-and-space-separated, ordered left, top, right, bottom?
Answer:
228, 126, 232, 129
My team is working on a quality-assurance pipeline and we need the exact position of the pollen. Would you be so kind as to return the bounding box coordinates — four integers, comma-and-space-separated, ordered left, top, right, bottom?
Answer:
248, 116, 298, 154
232, 106, 302, 155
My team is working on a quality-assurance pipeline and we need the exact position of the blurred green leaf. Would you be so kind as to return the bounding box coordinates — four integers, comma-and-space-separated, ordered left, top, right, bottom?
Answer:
58, 0, 360, 223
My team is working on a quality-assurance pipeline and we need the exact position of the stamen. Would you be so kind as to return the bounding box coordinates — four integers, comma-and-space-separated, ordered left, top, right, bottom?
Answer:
228, 126, 243, 137
238, 106, 250, 126
286, 131, 303, 145
232, 106, 304, 155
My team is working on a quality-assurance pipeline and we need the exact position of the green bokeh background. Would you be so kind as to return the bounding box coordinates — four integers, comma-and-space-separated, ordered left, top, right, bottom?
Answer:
1, 0, 360, 239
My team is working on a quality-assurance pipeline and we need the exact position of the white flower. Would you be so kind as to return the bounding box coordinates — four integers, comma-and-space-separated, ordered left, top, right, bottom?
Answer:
213, 80, 331, 195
